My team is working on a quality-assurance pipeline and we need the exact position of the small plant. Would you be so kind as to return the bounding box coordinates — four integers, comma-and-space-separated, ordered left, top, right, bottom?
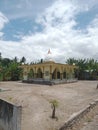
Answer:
9, 97, 12, 101
86, 117, 92, 122
50, 99, 59, 119
0, 89, 3, 92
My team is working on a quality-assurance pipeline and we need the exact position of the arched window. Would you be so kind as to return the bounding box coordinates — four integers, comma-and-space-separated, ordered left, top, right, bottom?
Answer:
37, 68, 43, 78
57, 71, 60, 79
28, 69, 34, 79
52, 68, 60, 79
63, 71, 66, 79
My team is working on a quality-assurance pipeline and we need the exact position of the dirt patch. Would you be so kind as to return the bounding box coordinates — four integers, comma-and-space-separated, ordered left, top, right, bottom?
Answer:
0, 81, 98, 130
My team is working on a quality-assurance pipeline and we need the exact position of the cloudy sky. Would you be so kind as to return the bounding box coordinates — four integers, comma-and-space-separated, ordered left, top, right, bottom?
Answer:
0, 0, 98, 63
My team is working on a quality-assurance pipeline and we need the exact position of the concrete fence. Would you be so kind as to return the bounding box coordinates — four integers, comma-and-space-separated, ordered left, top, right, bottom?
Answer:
0, 99, 22, 130
59, 99, 98, 130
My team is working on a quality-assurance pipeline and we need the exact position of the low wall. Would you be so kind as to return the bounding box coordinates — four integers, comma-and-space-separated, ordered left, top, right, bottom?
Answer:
0, 99, 22, 130
59, 99, 98, 130
23, 78, 78, 85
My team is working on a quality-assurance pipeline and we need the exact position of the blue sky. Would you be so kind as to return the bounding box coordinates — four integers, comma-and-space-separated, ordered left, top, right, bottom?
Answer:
0, 0, 98, 63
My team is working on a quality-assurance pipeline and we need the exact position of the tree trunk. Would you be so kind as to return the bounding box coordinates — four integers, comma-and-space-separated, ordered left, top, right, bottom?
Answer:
52, 105, 55, 118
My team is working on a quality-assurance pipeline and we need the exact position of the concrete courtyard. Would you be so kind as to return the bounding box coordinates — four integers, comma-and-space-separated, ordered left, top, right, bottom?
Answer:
0, 81, 98, 130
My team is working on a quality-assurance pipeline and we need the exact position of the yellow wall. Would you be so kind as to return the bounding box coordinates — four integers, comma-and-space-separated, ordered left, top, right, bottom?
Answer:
21, 61, 78, 80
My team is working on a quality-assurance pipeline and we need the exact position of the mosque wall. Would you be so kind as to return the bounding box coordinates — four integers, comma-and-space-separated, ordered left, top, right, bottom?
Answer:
21, 62, 78, 81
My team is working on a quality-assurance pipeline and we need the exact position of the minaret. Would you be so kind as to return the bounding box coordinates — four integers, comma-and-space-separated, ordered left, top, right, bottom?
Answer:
48, 49, 51, 54
45, 49, 54, 62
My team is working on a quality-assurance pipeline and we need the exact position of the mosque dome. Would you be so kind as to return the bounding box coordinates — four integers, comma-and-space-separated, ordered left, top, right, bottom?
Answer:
45, 49, 55, 63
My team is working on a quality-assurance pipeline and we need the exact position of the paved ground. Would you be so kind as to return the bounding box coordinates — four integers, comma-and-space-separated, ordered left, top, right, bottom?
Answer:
0, 80, 98, 130
80, 114, 98, 130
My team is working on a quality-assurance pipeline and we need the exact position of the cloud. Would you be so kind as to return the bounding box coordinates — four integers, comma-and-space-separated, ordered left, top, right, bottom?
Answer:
75, 0, 98, 11
0, 12, 8, 39
21, 0, 98, 62
36, 0, 77, 28
0, 0, 98, 63
0, 12, 8, 30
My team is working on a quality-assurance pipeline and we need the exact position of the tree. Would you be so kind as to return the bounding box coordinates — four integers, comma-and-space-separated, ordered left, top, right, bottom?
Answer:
20, 56, 26, 64
0, 55, 24, 81
66, 58, 98, 80
13, 56, 18, 63
1, 58, 11, 67
50, 100, 59, 119
8, 62, 23, 81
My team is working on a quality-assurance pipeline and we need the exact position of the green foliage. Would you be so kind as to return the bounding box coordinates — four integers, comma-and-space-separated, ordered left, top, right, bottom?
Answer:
66, 58, 98, 80
86, 117, 92, 122
28, 69, 34, 78
0, 54, 23, 81
50, 100, 59, 108
8, 62, 23, 80
0, 89, 2, 92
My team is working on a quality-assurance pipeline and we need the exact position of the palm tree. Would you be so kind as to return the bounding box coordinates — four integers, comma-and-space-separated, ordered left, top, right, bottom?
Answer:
66, 58, 98, 80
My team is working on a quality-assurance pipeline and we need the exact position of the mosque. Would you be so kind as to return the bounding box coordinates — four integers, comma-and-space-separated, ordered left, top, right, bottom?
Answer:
21, 49, 78, 85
